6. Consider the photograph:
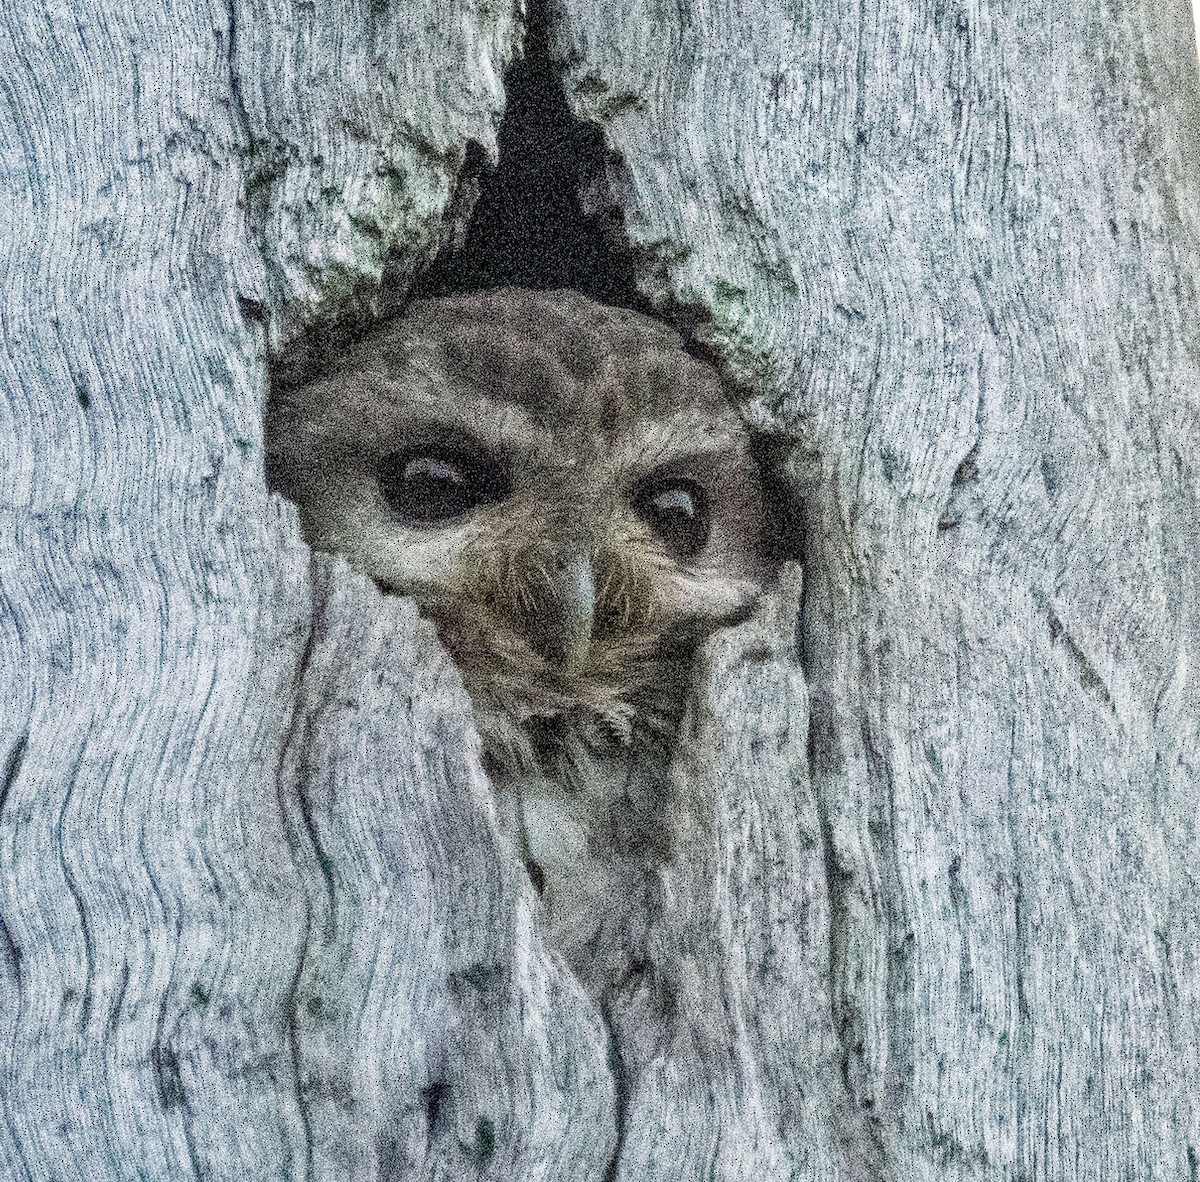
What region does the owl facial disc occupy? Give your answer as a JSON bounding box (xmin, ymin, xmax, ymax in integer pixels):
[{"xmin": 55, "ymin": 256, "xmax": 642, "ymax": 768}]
[{"xmin": 265, "ymin": 286, "xmax": 776, "ymax": 743}]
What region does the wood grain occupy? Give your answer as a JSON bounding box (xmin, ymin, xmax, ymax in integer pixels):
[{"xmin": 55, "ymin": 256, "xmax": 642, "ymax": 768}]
[{"xmin": 555, "ymin": 0, "xmax": 1200, "ymax": 1175}]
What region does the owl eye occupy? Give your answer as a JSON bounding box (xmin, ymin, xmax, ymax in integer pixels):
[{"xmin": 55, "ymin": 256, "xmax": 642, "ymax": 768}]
[
  {"xmin": 635, "ymin": 478, "xmax": 710, "ymax": 560},
  {"xmin": 378, "ymin": 447, "xmax": 510, "ymax": 525}
]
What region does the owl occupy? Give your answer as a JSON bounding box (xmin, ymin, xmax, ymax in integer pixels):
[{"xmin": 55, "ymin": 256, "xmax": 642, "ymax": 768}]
[{"xmin": 267, "ymin": 288, "xmax": 775, "ymax": 999}]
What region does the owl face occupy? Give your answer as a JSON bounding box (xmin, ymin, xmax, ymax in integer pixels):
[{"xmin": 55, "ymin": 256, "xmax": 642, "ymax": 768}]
[{"xmin": 267, "ymin": 288, "xmax": 772, "ymax": 730}]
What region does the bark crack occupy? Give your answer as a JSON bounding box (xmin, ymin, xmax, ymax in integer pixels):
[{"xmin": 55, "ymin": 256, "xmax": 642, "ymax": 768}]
[
  {"xmin": 1046, "ymin": 608, "xmax": 1115, "ymax": 711},
  {"xmin": 0, "ymin": 730, "xmax": 27, "ymax": 814},
  {"xmin": 222, "ymin": 0, "xmax": 252, "ymax": 147},
  {"xmin": 796, "ymin": 514, "xmax": 887, "ymax": 1172},
  {"xmin": 55, "ymin": 749, "xmax": 94, "ymax": 1029},
  {"xmin": 600, "ymin": 998, "xmax": 629, "ymax": 1182},
  {"xmin": 221, "ymin": 0, "xmax": 289, "ymax": 315},
  {"xmin": 270, "ymin": 555, "xmax": 327, "ymax": 1182}
]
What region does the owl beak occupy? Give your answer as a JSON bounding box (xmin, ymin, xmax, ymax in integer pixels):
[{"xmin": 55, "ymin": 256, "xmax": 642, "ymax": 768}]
[{"xmin": 541, "ymin": 554, "xmax": 595, "ymax": 673}]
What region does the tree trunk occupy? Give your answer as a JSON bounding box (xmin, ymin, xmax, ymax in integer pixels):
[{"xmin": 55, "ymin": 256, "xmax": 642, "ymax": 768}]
[{"xmin": 2, "ymin": 0, "xmax": 1197, "ymax": 1179}]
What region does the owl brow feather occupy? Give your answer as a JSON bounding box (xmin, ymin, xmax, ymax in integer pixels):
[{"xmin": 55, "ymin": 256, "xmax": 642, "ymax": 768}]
[
  {"xmin": 624, "ymin": 412, "xmax": 748, "ymax": 463},
  {"xmin": 372, "ymin": 383, "xmax": 553, "ymax": 461},
  {"xmin": 522, "ymin": 560, "xmax": 557, "ymax": 614}
]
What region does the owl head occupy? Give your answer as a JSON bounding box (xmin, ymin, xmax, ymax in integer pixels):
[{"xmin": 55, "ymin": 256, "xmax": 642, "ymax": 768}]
[{"xmin": 267, "ymin": 288, "xmax": 775, "ymax": 750}]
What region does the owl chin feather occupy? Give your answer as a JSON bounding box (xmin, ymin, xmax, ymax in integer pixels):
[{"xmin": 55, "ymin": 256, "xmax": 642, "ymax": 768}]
[
  {"xmin": 438, "ymin": 603, "xmax": 701, "ymax": 1005},
  {"xmin": 441, "ymin": 612, "xmax": 691, "ymax": 780},
  {"xmin": 468, "ymin": 672, "xmax": 683, "ymax": 1002}
]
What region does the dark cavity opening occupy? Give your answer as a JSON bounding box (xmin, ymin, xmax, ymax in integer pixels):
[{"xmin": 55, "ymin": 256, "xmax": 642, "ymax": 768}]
[
  {"xmin": 750, "ymin": 435, "xmax": 806, "ymax": 567},
  {"xmin": 409, "ymin": 0, "xmax": 647, "ymax": 311}
]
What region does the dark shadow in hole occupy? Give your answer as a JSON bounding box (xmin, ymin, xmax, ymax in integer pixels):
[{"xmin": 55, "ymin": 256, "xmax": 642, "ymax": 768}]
[
  {"xmin": 751, "ymin": 435, "xmax": 806, "ymax": 569},
  {"xmin": 412, "ymin": 0, "xmax": 808, "ymax": 567},
  {"xmin": 408, "ymin": 0, "xmax": 648, "ymax": 310},
  {"xmin": 404, "ymin": 0, "xmax": 806, "ymax": 556}
]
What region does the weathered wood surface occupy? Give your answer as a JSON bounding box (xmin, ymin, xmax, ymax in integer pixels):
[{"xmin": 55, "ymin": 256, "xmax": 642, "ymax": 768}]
[
  {"xmin": 2, "ymin": 0, "xmax": 1198, "ymax": 1179},
  {"xmin": 556, "ymin": 0, "xmax": 1200, "ymax": 1176}
]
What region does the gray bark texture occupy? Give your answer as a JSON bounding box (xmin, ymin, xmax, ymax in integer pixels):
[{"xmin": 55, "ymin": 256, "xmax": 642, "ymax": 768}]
[{"xmin": 1, "ymin": 0, "xmax": 1198, "ymax": 1178}]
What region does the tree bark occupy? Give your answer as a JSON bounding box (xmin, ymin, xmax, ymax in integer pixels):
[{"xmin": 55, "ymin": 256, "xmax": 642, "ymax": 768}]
[
  {"xmin": 2, "ymin": 0, "xmax": 1198, "ymax": 1179},
  {"xmin": 552, "ymin": 0, "xmax": 1200, "ymax": 1174}
]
